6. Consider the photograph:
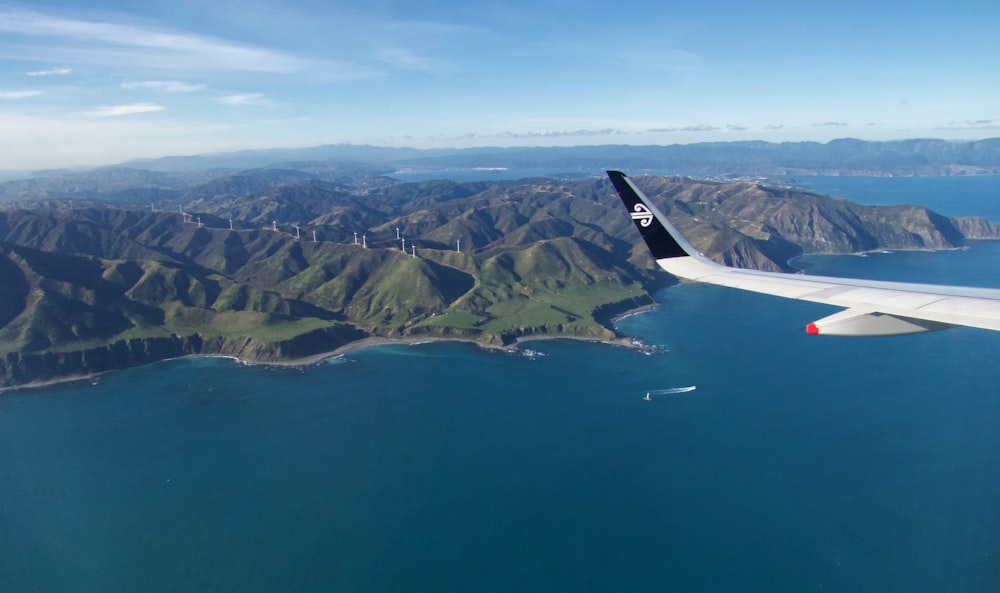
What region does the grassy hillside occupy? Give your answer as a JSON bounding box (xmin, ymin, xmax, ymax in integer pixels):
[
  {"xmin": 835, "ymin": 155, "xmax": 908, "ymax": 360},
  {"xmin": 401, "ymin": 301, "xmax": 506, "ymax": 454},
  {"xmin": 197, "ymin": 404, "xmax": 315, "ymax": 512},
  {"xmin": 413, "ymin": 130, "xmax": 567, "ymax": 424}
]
[{"xmin": 1, "ymin": 172, "xmax": 997, "ymax": 387}]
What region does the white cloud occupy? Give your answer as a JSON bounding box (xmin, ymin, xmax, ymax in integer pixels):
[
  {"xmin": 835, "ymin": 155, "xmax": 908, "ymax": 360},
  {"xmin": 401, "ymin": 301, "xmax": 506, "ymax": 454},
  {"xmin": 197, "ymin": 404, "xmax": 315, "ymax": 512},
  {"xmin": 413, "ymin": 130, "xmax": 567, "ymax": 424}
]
[
  {"xmin": 936, "ymin": 120, "xmax": 1000, "ymax": 131},
  {"xmin": 26, "ymin": 67, "xmax": 71, "ymax": 76},
  {"xmin": 648, "ymin": 124, "xmax": 721, "ymax": 133},
  {"xmin": 84, "ymin": 102, "xmax": 164, "ymax": 117},
  {"xmin": 490, "ymin": 129, "xmax": 625, "ymax": 139},
  {"xmin": 217, "ymin": 93, "xmax": 271, "ymax": 106},
  {"xmin": 373, "ymin": 48, "xmax": 448, "ymax": 73},
  {"xmin": 0, "ymin": 90, "xmax": 43, "ymax": 99},
  {"xmin": 121, "ymin": 80, "xmax": 206, "ymax": 93},
  {"xmin": 0, "ymin": 8, "xmax": 368, "ymax": 76}
]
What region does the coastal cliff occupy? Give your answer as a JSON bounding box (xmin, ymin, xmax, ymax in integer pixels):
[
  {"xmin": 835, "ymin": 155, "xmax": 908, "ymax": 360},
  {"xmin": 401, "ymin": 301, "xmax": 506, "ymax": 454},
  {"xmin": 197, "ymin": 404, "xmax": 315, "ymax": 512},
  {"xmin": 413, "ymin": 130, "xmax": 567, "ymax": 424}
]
[{"xmin": 0, "ymin": 324, "xmax": 369, "ymax": 388}]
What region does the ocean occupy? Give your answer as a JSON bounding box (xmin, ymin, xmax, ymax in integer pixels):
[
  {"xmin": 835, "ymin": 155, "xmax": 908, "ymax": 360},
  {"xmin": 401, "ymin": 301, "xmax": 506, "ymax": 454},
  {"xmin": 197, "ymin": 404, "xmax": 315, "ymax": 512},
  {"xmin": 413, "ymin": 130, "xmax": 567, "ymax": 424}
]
[{"xmin": 1, "ymin": 176, "xmax": 999, "ymax": 592}]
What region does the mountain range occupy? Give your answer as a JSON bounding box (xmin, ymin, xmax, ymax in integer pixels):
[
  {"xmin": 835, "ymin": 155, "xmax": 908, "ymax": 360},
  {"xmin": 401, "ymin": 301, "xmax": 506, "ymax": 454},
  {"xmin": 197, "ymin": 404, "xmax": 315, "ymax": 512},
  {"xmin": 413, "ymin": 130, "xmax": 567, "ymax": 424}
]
[
  {"xmin": 1, "ymin": 165, "xmax": 998, "ymax": 389},
  {"xmin": 2, "ymin": 138, "xmax": 999, "ymax": 186}
]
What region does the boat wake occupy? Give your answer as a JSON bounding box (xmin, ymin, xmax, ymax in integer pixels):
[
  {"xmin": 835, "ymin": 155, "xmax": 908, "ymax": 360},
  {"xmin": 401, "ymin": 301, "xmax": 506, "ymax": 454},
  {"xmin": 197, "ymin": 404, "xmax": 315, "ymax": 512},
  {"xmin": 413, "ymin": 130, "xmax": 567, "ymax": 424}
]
[{"xmin": 643, "ymin": 386, "xmax": 697, "ymax": 400}]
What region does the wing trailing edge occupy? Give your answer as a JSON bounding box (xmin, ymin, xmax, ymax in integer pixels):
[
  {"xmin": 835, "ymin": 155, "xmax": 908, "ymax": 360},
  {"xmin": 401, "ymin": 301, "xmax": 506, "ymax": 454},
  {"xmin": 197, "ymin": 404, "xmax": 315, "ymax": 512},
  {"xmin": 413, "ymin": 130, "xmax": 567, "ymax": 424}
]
[{"xmin": 608, "ymin": 170, "xmax": 1000, "ymax": 336}]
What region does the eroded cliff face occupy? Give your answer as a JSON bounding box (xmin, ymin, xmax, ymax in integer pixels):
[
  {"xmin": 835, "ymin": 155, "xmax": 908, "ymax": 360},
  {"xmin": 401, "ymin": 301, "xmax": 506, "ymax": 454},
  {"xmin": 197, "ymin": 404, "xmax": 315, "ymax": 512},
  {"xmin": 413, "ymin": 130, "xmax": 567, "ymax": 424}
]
[
  {"xmin": 954, "ymin": 217, "xmax": 1000, "ymax": 240},
  {"xmin": 0, "ymin": 325, "xmax": 368, "ymax": 389},
  {"xmin": 0, "ymin": 336, "xmax": 195, "ymax": 387}
]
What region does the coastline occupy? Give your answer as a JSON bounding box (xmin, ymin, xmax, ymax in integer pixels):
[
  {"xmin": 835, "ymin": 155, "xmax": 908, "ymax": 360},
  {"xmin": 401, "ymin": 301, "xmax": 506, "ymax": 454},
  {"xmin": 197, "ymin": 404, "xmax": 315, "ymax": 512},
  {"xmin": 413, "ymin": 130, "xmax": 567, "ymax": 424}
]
[
  {"xmin": 267, "ymin": 299, "xmax": 662, "ymax": 366},
  {"xmin": 785, "ymin": 244, "xmax": 974, "ymax": 271},
  {"xmin": 0, "ymin": 301, "xmax": 663, "ymax": 395}
]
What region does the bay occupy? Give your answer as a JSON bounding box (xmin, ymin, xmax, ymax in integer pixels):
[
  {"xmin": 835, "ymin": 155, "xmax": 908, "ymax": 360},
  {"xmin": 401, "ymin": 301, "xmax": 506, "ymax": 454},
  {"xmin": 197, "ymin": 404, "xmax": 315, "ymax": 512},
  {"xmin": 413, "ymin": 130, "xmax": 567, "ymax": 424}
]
[
  {"xmin": 2, "ymin": 177, "xmax": 1000, "ymax": 593},
  {"xmin": 797, "ymin": 175, "xmax": 1000, "ymax": 221}
]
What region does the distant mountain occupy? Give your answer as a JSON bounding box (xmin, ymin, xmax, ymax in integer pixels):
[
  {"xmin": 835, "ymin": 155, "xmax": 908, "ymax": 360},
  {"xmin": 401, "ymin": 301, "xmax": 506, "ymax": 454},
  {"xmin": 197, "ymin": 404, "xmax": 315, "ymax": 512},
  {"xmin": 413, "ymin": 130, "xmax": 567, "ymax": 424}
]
[
  {"xmin": 5, "ymin": 138, "xmax": 1000, "ymax": 211},
  {"xmin": 113, "ymin": 138, "xmax": 1000, "ymax": 177},
  {"xmin": 124, "ymin": 146, "xmax": 440, "ymax": 172},
  {"xmin": 0, "ymin": 163, "xmax": 398, "ymax": 209}
]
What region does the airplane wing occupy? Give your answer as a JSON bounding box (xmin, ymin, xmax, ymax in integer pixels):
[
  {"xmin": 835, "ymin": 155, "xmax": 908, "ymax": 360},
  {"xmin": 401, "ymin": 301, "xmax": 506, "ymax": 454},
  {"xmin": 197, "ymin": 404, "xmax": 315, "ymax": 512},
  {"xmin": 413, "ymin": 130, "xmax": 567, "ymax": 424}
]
[{"xmin": 607, "ymin": 170, "xmax": 1000, "ymax": 336}]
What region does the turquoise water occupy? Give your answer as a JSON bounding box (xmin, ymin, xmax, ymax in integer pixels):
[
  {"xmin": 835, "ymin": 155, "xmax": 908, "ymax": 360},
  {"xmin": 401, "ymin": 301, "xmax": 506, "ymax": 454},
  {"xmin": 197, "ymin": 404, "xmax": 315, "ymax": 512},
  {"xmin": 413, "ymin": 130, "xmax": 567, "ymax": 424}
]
[{"xmin": 2, "ymin": 178, "xmax": 1000, "ymax": 592}]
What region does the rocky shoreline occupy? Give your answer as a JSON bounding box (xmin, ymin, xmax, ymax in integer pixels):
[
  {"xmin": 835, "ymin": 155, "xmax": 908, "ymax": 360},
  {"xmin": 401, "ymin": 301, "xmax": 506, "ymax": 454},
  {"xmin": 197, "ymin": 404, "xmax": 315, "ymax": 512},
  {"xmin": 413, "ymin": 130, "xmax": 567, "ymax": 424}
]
[{"xmin": 0, "ymin": 303, "xmax": 661, "ymax": 394}]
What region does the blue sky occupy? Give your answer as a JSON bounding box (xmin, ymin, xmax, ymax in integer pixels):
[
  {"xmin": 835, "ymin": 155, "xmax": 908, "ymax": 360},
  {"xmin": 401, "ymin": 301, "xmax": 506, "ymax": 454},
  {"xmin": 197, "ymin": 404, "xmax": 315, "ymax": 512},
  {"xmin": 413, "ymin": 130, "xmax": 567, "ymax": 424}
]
[{"xmin": 1, "ymin": 0, "xmax": 998, "ymax": 170}]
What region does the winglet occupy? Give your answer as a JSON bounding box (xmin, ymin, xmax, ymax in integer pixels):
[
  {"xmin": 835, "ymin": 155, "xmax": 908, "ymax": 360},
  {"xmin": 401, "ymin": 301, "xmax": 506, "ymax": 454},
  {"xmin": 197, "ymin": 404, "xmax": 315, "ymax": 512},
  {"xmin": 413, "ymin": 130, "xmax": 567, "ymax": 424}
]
[{"xmin": 607, "ymin": 170, "xmax": 697, "ymax": 260}]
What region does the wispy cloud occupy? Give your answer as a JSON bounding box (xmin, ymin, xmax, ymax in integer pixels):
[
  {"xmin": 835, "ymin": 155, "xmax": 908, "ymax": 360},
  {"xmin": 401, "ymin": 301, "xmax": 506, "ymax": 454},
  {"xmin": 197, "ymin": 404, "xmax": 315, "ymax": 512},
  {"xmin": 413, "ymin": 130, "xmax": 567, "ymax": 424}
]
[
  {"xmin": 490, "ymin": 129, "xmax": 625, "ymax": 139},
  {"xmin": 936, "ymin": 120, "xmax": 1000, "ymax": 131},
  {"xmin": 122, "ymin": 80, "xmax": 206, "ymax": 93},
  {"xmin": 84, "ymin": 102, "xmax": 164, "ymax": 117},
  {"xmin": 812, "ymin": 121, "xmax": 849, "ymax": 128},
  {"xmin": 217, "ymin": 93, "xmax": 272, "ymax": 106},
  {"xmin": 373, "ymin": 48, "xmax": 449, "ymax": 73},
  {"xmin": 369, "ymin": 19, "xmax": 486, "ymax": 72},
  {"xmin": 648, "ymin": 124, "xmax": 721, "ymax": 133},
  {"xmin": 0, "ymin": 8, "xmax": 367, "ymax": 76},
  {"xmin": 726, "ymin": 124, "xmax": 748, "ymax": 131},
  {"xmin": 0, "ymin": 90, "xmax": 43, "ymax": 99},
  {"xmin": 764, "ymin": 124, "xmax": 784, "ymax": 130},
  {"xmin": 26, "ymin": 67, "xmax": 71, "ymax": 76}
]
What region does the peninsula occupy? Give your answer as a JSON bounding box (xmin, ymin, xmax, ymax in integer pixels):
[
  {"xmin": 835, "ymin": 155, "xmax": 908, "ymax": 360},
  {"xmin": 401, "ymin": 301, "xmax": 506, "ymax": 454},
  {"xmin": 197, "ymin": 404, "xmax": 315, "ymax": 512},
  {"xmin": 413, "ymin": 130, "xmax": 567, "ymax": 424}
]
[{"xmin": 1, "ymin": 169, "xmax": 998, "ymax": 388}]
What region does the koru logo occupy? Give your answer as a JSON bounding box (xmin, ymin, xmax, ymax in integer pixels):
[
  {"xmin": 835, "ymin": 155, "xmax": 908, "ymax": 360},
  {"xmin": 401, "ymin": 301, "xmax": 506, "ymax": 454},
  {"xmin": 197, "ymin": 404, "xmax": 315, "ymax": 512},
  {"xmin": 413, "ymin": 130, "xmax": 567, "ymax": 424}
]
[{"xmin": 630, "ymin": 203, "xmax": 654, "ymax": 227}]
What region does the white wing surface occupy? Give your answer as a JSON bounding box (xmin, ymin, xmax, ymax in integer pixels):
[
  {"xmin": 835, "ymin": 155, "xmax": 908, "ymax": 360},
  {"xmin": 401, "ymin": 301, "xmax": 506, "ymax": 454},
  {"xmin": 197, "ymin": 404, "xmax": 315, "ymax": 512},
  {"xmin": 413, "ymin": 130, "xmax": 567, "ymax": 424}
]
[{"xmin": 608, "ymin": 170, "xmax": 1000, "ymax": 336}]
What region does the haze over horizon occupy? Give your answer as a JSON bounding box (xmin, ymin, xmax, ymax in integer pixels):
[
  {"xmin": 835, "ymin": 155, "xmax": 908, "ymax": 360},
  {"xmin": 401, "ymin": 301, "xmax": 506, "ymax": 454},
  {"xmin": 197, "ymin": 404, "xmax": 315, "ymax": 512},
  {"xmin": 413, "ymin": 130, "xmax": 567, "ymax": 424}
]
[{"xmin": 1, "ymin": 0, "xmax": 998, "ymax": 170}]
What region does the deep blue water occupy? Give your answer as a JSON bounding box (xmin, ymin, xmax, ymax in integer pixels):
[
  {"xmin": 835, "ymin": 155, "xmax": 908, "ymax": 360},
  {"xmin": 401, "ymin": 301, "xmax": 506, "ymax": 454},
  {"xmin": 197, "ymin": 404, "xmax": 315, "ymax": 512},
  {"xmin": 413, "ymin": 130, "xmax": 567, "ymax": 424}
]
[
  {"xmin": 2, "ymin": 178, "xmax": 1000, "ymax": 592},
  {"xmin": 390, "ymin": 168, "xmax": 588, "ymax": 183},
  {"xmin": 798, "ymin": 175, "xmax": 1000, "ymax": 222}
]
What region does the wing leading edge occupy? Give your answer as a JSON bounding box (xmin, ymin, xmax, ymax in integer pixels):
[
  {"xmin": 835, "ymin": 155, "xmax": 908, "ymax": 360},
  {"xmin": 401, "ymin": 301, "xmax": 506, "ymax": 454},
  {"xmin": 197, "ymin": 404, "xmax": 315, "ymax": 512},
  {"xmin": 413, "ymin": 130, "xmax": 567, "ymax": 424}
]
[{"xmin": 607, "ymin": 170, "xmax": 1000, "ymax": 336}]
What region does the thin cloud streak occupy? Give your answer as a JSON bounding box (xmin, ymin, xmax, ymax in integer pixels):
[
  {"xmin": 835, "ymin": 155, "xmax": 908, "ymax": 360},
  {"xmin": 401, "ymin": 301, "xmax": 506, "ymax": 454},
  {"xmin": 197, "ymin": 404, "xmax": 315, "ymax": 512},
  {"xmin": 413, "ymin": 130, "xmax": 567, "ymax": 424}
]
[
  {"xmin": 936, "ymin": 120, "xmax": 1000, "ymax": 131},
  {"xmin": 0, "ymin": 90, "xmax": 43, "ymax": 99},
  {"xmin": 122, "ymin": 80, "xmax": 206, "ymax": 93},
  {"xmin": 648, "ymin": 125, "xmax": 722, "ymax": 133},
  {"xmin": 373, "ymin": 48, "xmax": 450, "ymax": 73},
  {"xmin": 26, "ymin": 67, "xmax": 71, "ymax": 76},
  {"xmin": 84, "ymin": 103, "xmax": 164, "ymax": 117},
  {"xmin": 217, "ymin": 93, "xmax": 272, "ymax": 106},
  {"xmin": 0, "ymin": 8, "xmax": 362, "ymax": 75},
  {"xmin": 492, "ymin": 129, "xmax": 626, "ymax": 139}
]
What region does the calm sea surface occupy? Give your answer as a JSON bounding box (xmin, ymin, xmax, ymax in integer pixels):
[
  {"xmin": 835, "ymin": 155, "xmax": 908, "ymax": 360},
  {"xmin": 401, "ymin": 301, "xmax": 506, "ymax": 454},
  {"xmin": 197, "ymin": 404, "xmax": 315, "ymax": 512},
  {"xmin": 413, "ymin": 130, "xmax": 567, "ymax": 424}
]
[{"xmin": 2, "ymin": 177, "xmax": 1000, "ymax": 592}]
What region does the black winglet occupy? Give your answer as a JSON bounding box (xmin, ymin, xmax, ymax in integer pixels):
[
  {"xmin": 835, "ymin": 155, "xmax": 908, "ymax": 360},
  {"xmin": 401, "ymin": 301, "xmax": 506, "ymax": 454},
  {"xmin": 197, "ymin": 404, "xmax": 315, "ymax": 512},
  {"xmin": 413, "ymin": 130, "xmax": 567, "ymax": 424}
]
[{"xmin": 607, "ymin": 170, "xmax": 692, "ymax": 260}]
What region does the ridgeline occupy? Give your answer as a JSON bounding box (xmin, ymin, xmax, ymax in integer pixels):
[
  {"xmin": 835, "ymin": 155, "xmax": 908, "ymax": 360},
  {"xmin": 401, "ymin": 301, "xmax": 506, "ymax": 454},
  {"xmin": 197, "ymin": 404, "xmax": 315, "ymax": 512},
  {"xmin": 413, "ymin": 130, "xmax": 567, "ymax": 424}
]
[{"xmin": 1, "ymin": 170, "xmax": 998, "ymax": 388}]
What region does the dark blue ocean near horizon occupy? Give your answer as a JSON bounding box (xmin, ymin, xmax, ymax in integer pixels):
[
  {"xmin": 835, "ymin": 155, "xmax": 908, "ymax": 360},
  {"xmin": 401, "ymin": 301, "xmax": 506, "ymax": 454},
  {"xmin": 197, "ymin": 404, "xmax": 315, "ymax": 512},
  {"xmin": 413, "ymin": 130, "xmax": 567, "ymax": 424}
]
[{"xmin": 2, "ymin": 177, "xmax": 1000, "ymax": 592}]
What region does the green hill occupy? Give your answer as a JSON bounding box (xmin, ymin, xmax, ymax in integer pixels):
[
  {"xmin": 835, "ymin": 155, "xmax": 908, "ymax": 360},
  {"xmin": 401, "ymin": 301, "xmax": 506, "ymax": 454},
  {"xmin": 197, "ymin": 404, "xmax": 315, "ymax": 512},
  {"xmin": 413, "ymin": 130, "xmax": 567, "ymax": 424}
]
[{"xmin": 0, "ymin": 172, "xmax": 997, "ymax": 388}]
